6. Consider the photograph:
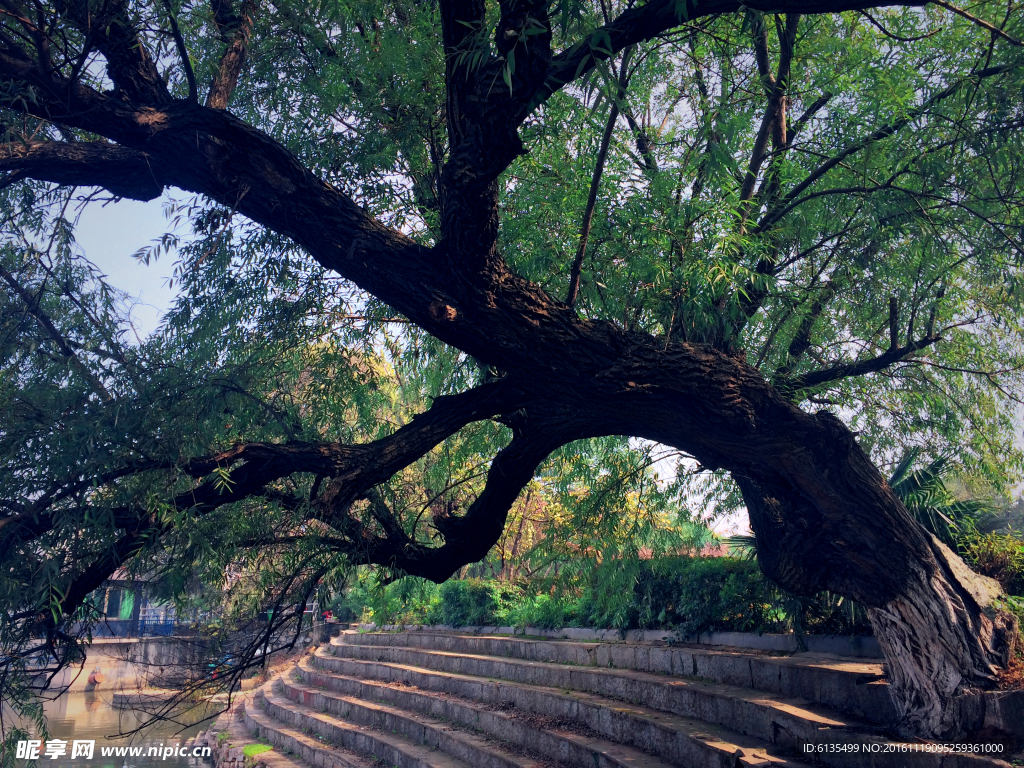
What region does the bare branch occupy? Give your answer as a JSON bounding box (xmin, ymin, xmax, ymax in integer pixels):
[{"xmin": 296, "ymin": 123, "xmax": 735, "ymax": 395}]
[
  {"xmin": 206, "ymin": 0, "xmax": 255, "ymax": 109},
  {"xmin": 783, "ymin": 333, "xmax": 941, "ymax": 391},
  {"xmin": 755, "ymin": 65, "xmax": 1011, "ymax": 234},
  {"xmin": 929, "ymin": 0, "xmax": 1022, "ymax": 45},
  {"xmin": 787, "ymin": 92, "xmax": 833, "ymax": 141},
  {"xmin": 0, "ymin": 260, "xmax": 112, "ymax": 400},
  {"xmin": 164, "ymin": 0, "xmax": 198, "ymax": 103},
  {"xmin": 773, "ymin": 277, "xmax": 841, "ymax": 378},
  {"xmin": 857, "ymin": 10, "xmax": 938, "ymax": 41},
  {"xmin": 567, "ymin": 47, "xmax": 633, "ymax": 307},
  {"xmin": 739, "ymin": 13, "xmax": 800, "ymax": 220}
]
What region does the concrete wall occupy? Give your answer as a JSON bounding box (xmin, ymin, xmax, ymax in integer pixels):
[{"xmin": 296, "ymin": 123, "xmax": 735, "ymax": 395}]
[
  {"xmin": 43, "ymin": 624, "xmax": 334, "ymax": 694},
  {"xmin": 363, "ymin": 623, "xmax": 884, "ymax": 658},
  {"xmin": 41, "ymin": 636, "xmax": 206, "ymax": 693}
]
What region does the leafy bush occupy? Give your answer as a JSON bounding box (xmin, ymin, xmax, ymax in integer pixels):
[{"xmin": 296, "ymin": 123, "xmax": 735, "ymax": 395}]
[
  {"xmin": 959, "ymin": 528, "xmax": 1024, "ymax": 596},
  {"xmin": 333, "ymin": 554, "xmax": 873, "ymax": 636},
  {"xmin": 504, "ymin": 593, "xmax": 572, "ymax": 629},
  {"xmin": 328, "ymin": 588, "xmax": 370, "ymax": 622},
  {"xmin": 424, "ymin": 579, "xmax": 522, "ymax": 626},
  {"xmin": 574, "ymin": 557, "xmax": 779, "ymax": 635},
  {"xmin": 333, "ymin": 573, "xmax": 439, "ymax": 625},
  {"xmin": 559, "ymin": 556, "xmax": 868, "ymax": 636}
]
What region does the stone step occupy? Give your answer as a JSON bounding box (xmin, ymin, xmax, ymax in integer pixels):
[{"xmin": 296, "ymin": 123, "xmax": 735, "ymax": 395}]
[
  {"xmin": 258, "ymin": 672, "xmax": 551, "ymax": 768},
  {"xmin": 337, "ymin": 631, "xmax": 895, "ymax": 724},
  {"xmin": 327, "ymin": 638, "xmax": 1012, "ymax": 768},
  {"xmin": 299, "ymin": 653, "xmax": 807, "ymax": 768},
  {"xmin": 327, "ymin": 639, "xmax": 882, "ymax": 747},
  {"xmin": 203, "ymin": 699, "xmax": 330, "ymax": 768},
  {"xmin": 243, "ymin": 700, "xmax": 373, "ymax": 768},
  {"xmin": 278, "ymin": 664, "xmax": 690, "ymax": 768}
]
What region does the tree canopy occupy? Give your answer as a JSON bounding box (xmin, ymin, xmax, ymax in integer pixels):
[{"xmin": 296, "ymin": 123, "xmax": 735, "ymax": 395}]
[{"xmin": 2, "ymin": 0, "xmax": 1024, "ymax": 742}]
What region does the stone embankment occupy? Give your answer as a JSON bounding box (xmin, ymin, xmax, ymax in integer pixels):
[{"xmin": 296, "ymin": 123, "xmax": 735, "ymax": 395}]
[{"xmin": 192, "ymin": 630, "xmax": 1021, "ymax": 768}]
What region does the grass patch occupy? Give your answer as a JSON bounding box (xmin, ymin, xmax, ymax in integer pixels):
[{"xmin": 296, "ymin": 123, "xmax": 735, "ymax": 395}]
[{"xmin": 242, "ymin": 744, "xmax": 273, "ymax": 758}]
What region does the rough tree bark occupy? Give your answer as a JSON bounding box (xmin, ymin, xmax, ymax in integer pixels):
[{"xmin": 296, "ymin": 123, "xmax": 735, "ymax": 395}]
[
  {"xmin": 734, "ymin": 424, "xmax": 1018, "ymax": 738},
  {"xmin": 0, "ymin": 0, "xmax": 1018, "ymax": 740}
]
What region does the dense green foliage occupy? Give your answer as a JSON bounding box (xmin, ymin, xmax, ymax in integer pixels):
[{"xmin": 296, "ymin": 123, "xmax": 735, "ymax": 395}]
[
  {"xmin": 961, "ymin": 527, "xmax": 1024, "ymax": 599},
  {"xmin": 883, "ymin": 449, "xmax": 1024, "ymax": 602},
  {"xmin": 2, "ymin": 0, "xmax": 1024, "ymax": 750},
  {"xmin": 344, "ymin": 555, "xmax": 873, "ymax": 637}
]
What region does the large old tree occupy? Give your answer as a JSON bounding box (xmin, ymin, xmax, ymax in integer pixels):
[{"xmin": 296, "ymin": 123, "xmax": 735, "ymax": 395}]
[{"xmin": 1, "ymin": 0, "xmax": 1024, "ymax": 742}]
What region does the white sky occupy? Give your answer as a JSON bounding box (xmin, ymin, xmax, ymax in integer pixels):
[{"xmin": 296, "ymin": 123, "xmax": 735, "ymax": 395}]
[{"xmin": 72, "ymin": 195, "xmax": 178, "ymax": 338}]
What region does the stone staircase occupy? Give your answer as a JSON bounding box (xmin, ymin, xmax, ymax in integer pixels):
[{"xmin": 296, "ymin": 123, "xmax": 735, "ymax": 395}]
[{"xmin": 219, "ymin": 630, "xmax": 1018, "ymax": 768}]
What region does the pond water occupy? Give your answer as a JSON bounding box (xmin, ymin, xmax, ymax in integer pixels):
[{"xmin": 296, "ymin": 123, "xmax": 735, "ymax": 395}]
[{"xmin": 18, "ymin": 692, "xmax": 217, "ymax": 768}]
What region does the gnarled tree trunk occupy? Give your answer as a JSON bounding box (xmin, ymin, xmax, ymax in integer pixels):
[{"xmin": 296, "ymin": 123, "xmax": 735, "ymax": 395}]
[
  {"xmin": 869, "ymin": 539, "xmax": 1017, "ymax": 738},
  {"xmin": 733, "ymin": 419, "xmax": 1018, "ymax": 739}
]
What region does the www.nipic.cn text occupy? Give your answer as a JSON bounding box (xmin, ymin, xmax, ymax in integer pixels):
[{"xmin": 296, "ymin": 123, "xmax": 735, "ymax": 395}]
[{"xmin": 15, "ymin": 740, "xmax": 212, "ymax": 760}]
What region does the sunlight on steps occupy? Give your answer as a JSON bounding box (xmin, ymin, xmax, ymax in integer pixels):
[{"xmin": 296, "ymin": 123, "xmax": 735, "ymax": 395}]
[{"xmin": 189, "ymin": 630, "xmax": 1016, "ymax": 768}]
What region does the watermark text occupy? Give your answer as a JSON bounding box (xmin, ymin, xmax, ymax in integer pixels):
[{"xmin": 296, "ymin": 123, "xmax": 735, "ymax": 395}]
[{"xmin": 15, "ymin": 740, "xmax": 212, "ymax": 761}]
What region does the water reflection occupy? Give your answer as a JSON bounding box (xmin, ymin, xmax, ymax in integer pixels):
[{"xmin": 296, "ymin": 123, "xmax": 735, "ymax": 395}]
[{"xmin": 26, "ymin": 692, "xmax": 216, "ymax": 768}]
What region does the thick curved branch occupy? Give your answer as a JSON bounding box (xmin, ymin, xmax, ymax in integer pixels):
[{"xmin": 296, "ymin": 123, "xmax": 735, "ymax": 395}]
[
  {"xmin": 16, "ymin": 383, "xmax": 579, "ymax": 638},
  {"xmin": 0, "ymin": 74, "xmax": 606, "ymax": 375},
  {"xmin": 361, "ymin": 424, "xmax": 573, "ymax": 582},
  {"xmin": 6, "ymin": 381, "xmax": 540, "ymax": 644},
  {"xmin": 0, "ymin": 381, "xmax": 522, "ymax": 552},
  {"xmin": 0, "ymin": 140, "xmax": 164, "ymax": 200}
]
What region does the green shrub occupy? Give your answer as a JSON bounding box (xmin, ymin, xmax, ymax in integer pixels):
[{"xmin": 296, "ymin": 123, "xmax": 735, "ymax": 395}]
[
  {"xmin": 677, "ymin": 557, "xmax": 779, "ymax": 635},
  {"xmin": 539, "ymin": 556, "xmax": 868, "ymax": 636},
  {"xmin": 505, "ymin": 593, "xmax": 572, "ymax": 629},
  {"xmin": 333, "ymin": 573, "xmax": 439, "ymax": 625},
  {"xmin": 569, "ymin": 556, "xmax": 776, "ymax": 634},
  {"xmin": 425, "ymin": 579, "xmax": 522, "ymax": 626},
  {"xmin": 960, "ymin": 528, "xmax": 1024, "ymax": 596},
  {"xmin": 334, "ymin": 555, "xmax": 874, "ymax": 636},
  {"xmin": 328, "ymin": 589, "xmax": 368, "ymax": 622}
]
